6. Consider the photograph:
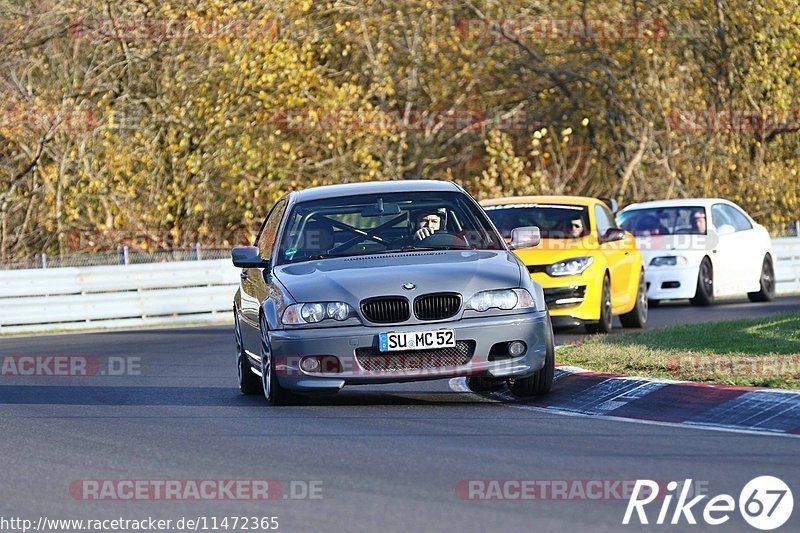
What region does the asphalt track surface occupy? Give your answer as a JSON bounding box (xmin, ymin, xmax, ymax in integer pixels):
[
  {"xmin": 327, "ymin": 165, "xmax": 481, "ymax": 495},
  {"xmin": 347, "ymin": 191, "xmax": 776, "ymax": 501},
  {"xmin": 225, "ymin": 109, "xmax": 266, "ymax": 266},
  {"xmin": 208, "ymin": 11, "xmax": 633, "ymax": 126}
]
[{"xmin": 1, "ymin": 296, "xmax": 800, "ymax": 532}]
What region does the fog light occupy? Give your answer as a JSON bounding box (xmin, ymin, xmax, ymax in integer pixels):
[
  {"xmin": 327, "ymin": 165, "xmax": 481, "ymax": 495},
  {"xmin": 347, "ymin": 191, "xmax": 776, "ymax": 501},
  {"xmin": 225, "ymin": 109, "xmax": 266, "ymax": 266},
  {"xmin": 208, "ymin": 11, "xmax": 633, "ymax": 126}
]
[
  {"xmin": 508, "ymin": 341, "xmax": 526, "ymax": 357},
  {"xmin": 300, "ymin": 357, "xmax": 321, "ymax": 372}
]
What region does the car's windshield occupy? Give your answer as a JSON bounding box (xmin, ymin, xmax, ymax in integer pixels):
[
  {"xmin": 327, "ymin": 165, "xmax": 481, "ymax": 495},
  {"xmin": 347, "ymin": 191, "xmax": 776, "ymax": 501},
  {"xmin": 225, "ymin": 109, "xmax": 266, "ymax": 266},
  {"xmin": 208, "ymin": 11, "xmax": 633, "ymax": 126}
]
[
  {"xmin": 484, "ymin": 204, "xmax": 590, "ymax": 240},
  {"xmin": 618, "ymin": 206, "xmax": 707, "ymax": 236},
  {"xmin": 277, "ymin": 191, "xmax": 504, "ymax": 264}
]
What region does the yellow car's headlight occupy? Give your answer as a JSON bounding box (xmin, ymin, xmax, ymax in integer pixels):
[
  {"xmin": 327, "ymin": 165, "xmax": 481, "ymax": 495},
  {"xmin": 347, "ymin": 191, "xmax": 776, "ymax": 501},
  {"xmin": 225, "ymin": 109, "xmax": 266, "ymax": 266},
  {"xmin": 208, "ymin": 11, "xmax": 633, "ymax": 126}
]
[{"xmin": 546, "ymin": 256, "xmax": 594, "ymax": 277}]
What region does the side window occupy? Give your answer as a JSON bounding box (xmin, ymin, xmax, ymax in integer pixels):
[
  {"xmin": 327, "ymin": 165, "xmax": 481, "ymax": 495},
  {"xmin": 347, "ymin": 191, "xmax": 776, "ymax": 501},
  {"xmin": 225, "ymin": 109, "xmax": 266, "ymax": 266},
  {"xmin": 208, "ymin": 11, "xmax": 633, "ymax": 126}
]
[
  {"xmin": 256, "ymin": 199, "xmax": 288, "ymax": 259},
  {"xmin": 711, "ymin": 204, "xmax": 733, "ymax": 229},
  {"xmin": 593, "ymin": 204, "xmax": 615, "ymax": 234},
  {"xmin": 722, "ymin": 205, "xmax": 753, "ymax": 232}
]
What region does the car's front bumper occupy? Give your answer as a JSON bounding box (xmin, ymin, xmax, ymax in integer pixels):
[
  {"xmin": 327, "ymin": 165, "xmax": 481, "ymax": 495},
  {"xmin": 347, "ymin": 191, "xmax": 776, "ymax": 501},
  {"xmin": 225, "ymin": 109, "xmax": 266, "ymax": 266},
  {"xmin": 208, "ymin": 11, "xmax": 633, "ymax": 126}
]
[
  {"xmin": 645, "ymin": 265, "xmax": 699, "ymax": 300},
  {"xmin": 263, "ymin": 310, "xmax": 550, "ymax": 393},
  {"xmin": 529, "ymin": 269, "xmax": 603, "ymax": 322}
]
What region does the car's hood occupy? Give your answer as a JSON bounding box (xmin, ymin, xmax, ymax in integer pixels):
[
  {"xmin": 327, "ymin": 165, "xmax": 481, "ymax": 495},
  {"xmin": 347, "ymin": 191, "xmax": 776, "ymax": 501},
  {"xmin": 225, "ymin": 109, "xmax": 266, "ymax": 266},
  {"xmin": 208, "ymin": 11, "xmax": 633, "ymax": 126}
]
[{"xmin": 273, "ymin": 250, "xmax": 522, "ymax": 303}]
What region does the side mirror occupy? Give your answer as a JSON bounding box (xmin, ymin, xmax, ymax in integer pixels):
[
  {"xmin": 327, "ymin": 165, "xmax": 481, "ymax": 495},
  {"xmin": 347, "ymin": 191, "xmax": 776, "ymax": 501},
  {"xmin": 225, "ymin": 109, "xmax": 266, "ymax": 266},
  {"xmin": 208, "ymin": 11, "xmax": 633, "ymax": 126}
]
[
  {"xmin": 232, "ymin": 246, "xmax": 269, "ymax": 268},
  {"xmin": 509, "ymin": 226, "xmax": 541, "ymax": 249},
  {"xmin": 716, "ymin": 224, "xmax": 735, "ymax": 236},
  {"xmin": 599, "ymin": 227, "xmax": 627, "ymax": 243}
]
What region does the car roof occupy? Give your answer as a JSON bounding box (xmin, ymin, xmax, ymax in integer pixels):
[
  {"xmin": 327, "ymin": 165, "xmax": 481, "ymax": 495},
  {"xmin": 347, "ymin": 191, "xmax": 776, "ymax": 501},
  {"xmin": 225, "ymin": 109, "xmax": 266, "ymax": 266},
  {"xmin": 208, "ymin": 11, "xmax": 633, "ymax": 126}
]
[
  {"xmin": 619, "ymin": 198, "xmax": 737, "ymax": 212},
  {"xmin": 293, "ymin": 180, "xmax": 460, "ymax": 202},
  {"xmin": 480, "ymin": 195, "xmax": 601, "ymax": 207}
]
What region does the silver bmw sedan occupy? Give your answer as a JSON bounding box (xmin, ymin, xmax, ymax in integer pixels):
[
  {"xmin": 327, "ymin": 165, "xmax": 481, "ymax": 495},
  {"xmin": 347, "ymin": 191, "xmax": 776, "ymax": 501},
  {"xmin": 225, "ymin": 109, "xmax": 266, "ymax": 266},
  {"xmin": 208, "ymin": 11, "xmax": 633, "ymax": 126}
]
[{"xmin": 232, "ymin": 180, "xmax": 554, "ymax": 405}]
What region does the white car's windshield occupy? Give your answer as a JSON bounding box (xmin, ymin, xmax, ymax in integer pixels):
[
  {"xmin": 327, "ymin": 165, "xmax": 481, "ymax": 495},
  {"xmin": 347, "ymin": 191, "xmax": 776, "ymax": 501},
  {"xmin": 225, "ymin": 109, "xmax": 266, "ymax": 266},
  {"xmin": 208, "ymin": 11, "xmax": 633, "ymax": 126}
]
[{"xmin": 618, "ymin": 206, "xmax": 707, "ymax": 236}]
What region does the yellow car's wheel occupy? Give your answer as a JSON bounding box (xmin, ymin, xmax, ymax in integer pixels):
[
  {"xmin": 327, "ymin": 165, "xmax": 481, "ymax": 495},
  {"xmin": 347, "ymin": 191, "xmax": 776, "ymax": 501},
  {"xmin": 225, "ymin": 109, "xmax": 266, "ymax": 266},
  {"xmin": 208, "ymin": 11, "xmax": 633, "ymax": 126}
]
[{"xmin": 585, "ymin": 274, "xmax": 612, "ymax": 334}]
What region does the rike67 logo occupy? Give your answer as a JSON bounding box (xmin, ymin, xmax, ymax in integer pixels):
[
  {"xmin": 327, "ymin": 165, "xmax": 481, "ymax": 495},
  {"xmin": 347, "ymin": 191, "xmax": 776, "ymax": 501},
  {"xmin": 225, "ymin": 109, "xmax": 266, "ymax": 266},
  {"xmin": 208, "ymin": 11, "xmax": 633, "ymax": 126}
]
[{"xmin": 624, "ymin": 477, "xmax": 793, "ymax": 530}]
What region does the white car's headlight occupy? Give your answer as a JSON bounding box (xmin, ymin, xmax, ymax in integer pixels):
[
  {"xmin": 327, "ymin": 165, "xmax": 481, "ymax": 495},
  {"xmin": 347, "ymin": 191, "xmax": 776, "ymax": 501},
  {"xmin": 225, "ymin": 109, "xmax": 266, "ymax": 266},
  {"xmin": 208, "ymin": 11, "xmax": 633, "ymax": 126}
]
[
  {"xmin": 650, "ymin": 255, "xmax": 688, "ymax": 267},
  {"xmin": 282, "ymin": 302, "xmax": 355, "ymax": 324},
  {"xmin": 546, "ymin": 256, "xmax": 594, "ymax": 277},
  {"xmin": 466, "ymin": 289, "xmax": 535, "ymax": 312}
]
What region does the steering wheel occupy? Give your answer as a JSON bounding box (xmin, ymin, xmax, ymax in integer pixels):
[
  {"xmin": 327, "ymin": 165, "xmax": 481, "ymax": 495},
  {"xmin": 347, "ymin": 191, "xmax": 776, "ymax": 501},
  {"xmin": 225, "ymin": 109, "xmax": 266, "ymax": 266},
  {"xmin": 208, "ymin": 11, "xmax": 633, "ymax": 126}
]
[{"xmin": 418, "ymin": 232, "xmax": 468, "ymax": 248}]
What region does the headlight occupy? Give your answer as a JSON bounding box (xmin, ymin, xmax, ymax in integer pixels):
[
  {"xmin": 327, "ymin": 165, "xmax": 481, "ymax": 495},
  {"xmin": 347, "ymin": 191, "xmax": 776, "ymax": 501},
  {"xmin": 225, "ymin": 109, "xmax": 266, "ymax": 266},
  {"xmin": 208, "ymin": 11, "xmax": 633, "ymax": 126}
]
[
  {"xmin": 546, "ymin": 256, "xmax": 594, "ymax": 277},
  {"xmin": 282, "ymin": 302, "xmax": 355, "ymax": 325},
  {"xmin": 466, "ymin": 289, "xmax": 535, "ymax": 312},
  {"xmin": 650, "ymin": 255, "xmax": 688, "ymax": 267}
]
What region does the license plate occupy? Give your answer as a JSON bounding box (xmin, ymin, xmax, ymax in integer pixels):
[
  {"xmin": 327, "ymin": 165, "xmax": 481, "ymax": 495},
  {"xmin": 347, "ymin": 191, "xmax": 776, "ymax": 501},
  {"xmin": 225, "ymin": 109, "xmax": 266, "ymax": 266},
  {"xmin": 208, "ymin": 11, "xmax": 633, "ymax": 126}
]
[{"xmin": 379, "ymin": 329, "xmax": 456, "ymax": 352}]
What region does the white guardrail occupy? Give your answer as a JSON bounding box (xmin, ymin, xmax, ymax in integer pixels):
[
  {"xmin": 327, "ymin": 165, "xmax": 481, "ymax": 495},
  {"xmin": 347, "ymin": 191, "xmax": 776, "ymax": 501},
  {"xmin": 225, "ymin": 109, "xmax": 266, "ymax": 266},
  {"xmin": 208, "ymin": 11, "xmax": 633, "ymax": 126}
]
[
  {"xmin": 773, "ymin": 237, "xmax": 800, "ymax": 294},
  {"xmin": 1, "ymin": 238, "xmax": 799, "ymax": 335},
  {"xmin": 0, "ymin": 259, "xmax": 239, "ymax": 334}
]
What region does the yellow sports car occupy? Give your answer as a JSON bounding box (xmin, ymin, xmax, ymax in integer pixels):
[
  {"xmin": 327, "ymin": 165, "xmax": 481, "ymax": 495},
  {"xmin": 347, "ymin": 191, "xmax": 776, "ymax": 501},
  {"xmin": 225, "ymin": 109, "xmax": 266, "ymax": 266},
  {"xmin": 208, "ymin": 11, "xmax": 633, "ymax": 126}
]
[{"xmin": 481, "ymin": 196, "xmax": 647, "ymax": 333}]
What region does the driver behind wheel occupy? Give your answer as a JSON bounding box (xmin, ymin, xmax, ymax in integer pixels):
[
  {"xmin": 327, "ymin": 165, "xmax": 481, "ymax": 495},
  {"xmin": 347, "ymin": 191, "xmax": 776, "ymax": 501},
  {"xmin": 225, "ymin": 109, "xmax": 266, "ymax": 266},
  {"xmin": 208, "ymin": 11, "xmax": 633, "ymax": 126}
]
[{"xmin": 412, "ymin": 208, "xmax": 444, "ymax": 242}]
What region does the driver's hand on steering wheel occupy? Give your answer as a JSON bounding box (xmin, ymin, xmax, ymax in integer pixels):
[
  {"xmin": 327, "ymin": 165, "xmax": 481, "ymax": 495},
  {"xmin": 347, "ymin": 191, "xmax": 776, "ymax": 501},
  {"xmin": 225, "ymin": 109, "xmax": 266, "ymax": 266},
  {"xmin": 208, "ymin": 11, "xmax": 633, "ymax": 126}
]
[{"xmin": 413, "ymin": 227, "xmax": 436, "ymax": 241}]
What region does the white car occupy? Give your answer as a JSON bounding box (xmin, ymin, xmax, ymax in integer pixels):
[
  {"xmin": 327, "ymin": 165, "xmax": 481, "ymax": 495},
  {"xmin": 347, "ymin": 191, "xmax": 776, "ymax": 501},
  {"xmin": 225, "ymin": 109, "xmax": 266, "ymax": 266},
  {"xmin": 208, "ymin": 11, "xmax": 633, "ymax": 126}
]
[{"xmin": 617, "ymin": 198, "xmax": 774, "ymax": 305}]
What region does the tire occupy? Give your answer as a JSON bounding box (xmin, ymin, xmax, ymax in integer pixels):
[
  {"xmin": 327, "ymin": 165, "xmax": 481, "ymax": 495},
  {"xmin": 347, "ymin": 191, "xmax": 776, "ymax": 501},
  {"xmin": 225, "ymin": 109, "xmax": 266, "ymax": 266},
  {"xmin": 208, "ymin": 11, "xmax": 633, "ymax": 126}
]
[
  {"xmin": 466, "ymin": 377, "xmax": 505, "ymax": 392},
  {"xmin": 508, "ymin": 315, "xmax": 555, "ymax": 397},
  {"xmin": 648, "ymin": 299, "xmax": 661, "ymax": 308},
  {"xmin": 748, "ymin": 255, "xmax": 776, "ymax": 302},
  {"xmin": 620, "ymin": 269, "xmax": 648, "ymax": 328},
  {"xmin": 259, "ymin": 314, "xmax": 303, "ymax": 406},
  {"xmin": 585, "ymin": 274, "xmax": 613, "ymax": 334},
  {"xmin": 690, "ymin": 257, "xmax": 714, "ymax": 306},
  {"xmin": 236, "ymin": 309, "xmax": 261, "ymax": 395}
]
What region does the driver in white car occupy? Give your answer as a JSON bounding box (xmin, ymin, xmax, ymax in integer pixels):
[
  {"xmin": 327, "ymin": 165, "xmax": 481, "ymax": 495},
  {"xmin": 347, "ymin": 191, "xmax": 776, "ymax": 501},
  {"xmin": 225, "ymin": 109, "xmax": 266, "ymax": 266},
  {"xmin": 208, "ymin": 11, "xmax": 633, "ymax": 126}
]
[{"xmin": 692, "ymin": 210, "xmax": 707, "ymax": 234}]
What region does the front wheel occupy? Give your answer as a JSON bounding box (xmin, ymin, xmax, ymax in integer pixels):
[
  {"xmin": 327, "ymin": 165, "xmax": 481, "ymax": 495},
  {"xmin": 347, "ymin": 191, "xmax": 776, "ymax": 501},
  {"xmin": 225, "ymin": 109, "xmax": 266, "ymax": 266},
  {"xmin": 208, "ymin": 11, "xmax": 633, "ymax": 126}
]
[
  {"xmin": 508, "ymin": 315, "xmax": 555, "ymax": 397},
  {"xmin": 748, "ymin": 255, "xmax": 775, "ymax": 302},
  {"xmin": 585, "ymin": 274, "xmax": 613, "ymax": 334},
  {"xmin": 260, "ymin": 315, "xmax": 304, "ymax": 406},
  {"xmin": 620, "ymin": 270, "xmax": 648, "ymax": 328},
  {"xmin": 690, "ymin": 257, "xmax": 714, "ymax": 306}
]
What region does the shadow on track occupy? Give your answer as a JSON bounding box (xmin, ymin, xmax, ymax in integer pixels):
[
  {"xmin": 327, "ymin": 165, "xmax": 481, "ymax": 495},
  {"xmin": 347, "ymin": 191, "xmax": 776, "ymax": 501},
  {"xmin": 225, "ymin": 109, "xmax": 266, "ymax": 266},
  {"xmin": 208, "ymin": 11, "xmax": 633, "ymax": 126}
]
[{"xmin": 0, "ymin": 383, "xmax": 495, "ymax": 407}]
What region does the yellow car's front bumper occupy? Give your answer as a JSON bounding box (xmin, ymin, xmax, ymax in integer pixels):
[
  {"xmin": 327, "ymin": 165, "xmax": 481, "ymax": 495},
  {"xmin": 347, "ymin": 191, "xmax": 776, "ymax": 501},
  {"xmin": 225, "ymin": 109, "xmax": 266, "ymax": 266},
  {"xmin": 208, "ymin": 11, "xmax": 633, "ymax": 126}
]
[{"xmin": 527, "ymin": 263, "xmax": 605, "ymax": 324}]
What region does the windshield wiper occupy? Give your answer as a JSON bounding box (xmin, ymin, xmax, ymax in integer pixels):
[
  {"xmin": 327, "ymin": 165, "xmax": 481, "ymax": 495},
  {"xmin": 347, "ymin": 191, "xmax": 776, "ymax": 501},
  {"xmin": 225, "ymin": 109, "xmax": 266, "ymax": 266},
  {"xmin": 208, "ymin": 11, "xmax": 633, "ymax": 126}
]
[
  {"xmin": 376, "ymin": 246, "xmax": 442, "ymax": 254},
  {"xmin": 376, "ymin": 245, "xmax": 481, "ymax": 254}
]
